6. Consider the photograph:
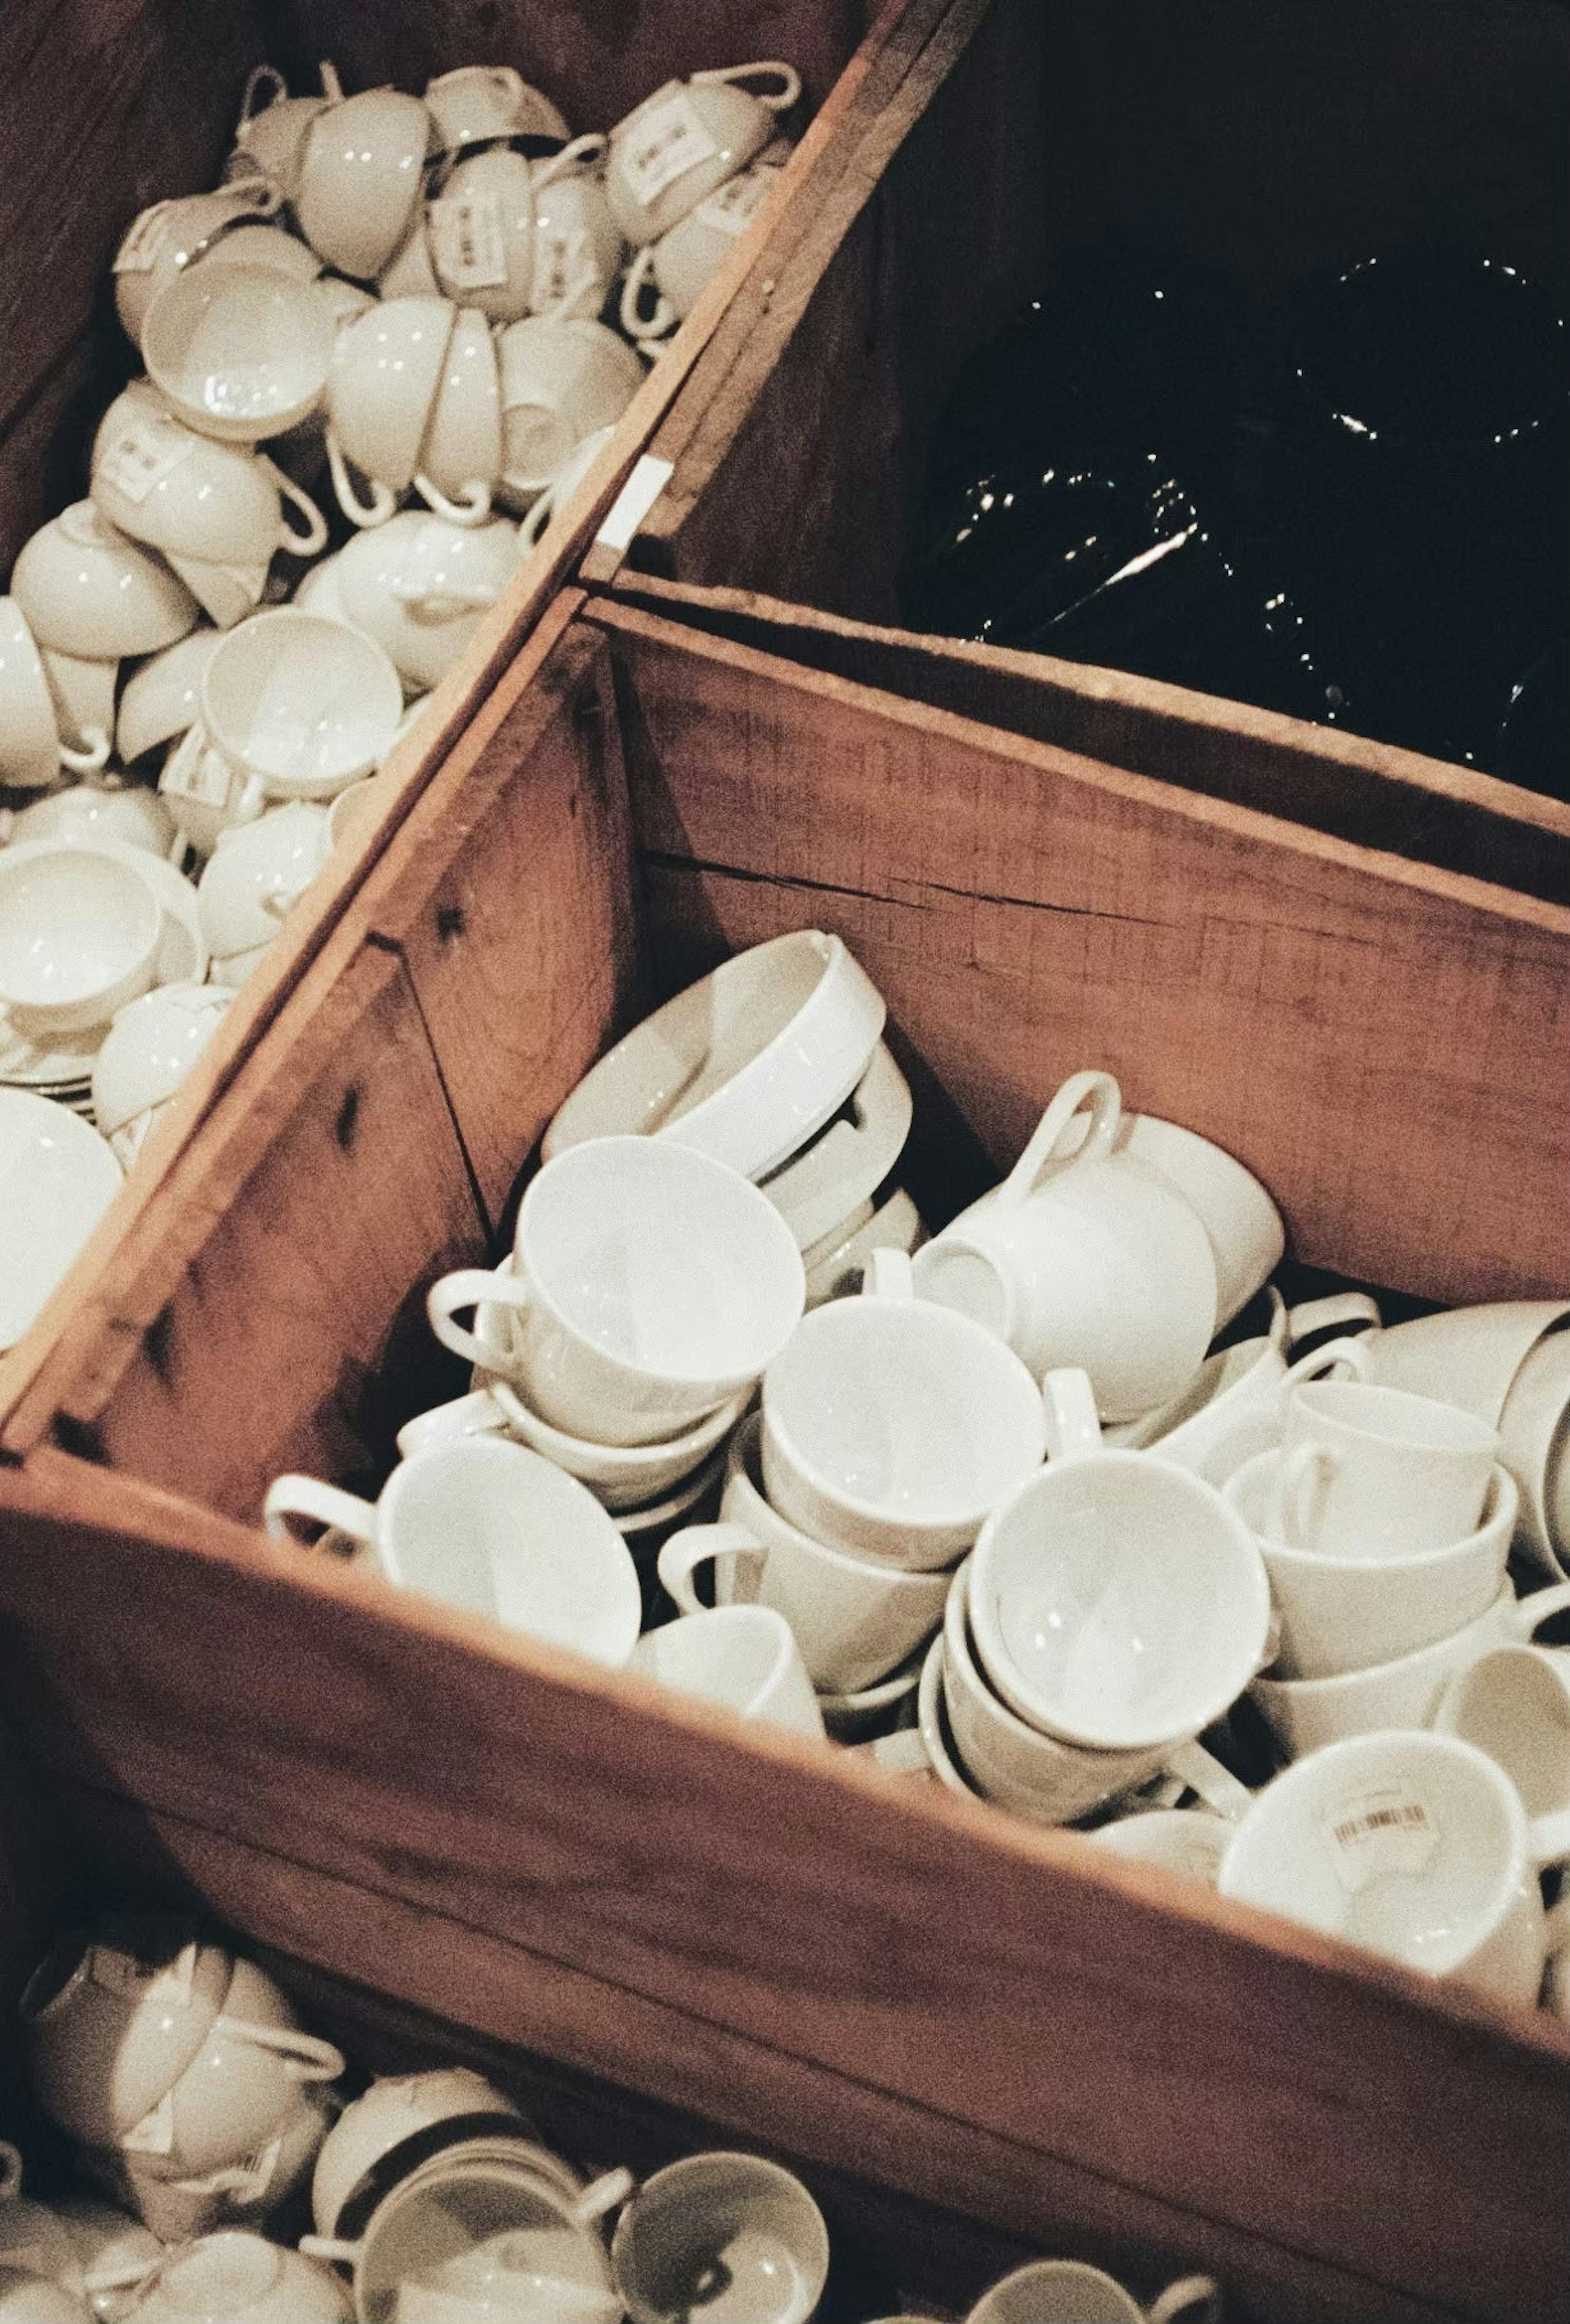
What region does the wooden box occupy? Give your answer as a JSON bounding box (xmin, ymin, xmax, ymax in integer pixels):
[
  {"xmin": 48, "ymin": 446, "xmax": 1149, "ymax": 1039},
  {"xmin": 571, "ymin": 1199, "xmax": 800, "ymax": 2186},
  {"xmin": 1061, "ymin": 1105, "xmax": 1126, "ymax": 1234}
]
[
  {"xmin": 0, "ymin": 594, "xmax": 1566, "ymax": 2323},
  {"xmin": 586, "ymin": 0, "xmax": 1570, "ymax": 900}
]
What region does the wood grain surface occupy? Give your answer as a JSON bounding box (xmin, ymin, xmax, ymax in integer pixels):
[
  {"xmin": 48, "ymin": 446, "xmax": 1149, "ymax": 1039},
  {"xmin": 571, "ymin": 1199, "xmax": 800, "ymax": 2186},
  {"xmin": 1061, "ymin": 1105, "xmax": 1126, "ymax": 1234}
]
[
  {"xmin": 591, "ymin": 599, "xmax": 1570, "ymax": 1306},
  {"xmin": 0, "ymin": 1445, "xmax": 1564, "ymax": 2322}
]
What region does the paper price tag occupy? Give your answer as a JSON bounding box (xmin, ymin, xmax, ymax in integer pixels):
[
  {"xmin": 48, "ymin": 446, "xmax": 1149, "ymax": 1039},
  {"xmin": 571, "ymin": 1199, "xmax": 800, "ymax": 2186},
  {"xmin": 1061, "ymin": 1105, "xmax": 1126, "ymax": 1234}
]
[
  {"xmin": 534, "ymin": 220, "xmax": 594, "ymax": 310},
  {"xmin": 1320, "ymin": 1782, "xmax": 1440, "ymax": 1893},
  {"xmin": 617, "ymin": 92, "xmax": 720, "ymax": 208},
  {"xmin": 428, "ymin": 192, "xmax": 509, "ymax": 291},
  {"xmin": 160, "ymin": 726, "xmax": 238, "ymax": 809},
  {"xmin": 694, "ymin": 168, "xmax": 777, "ymax": 237},
  {"xmin": 95, "ymin": 408, "xmax": 194, "ymax": 504},
  {"xmin": 114, "ymin": 202, "xmax": 173, "ymax": 273}
]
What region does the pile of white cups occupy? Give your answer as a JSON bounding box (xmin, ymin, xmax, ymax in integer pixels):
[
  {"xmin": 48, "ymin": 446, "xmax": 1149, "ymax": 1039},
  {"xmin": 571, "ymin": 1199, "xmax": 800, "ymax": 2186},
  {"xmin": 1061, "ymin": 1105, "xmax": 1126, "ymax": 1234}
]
[
  {"xmin": 260, "ymin": 927, "xmax": 1570, "ymax": 2021},
  {"xmin": 3, "ymin": 1913, "xmax": 1225, "ymax": 2324},
  {"xmin": 0, "ymin": 53, "xmax": 802, "ymax": 1349}
]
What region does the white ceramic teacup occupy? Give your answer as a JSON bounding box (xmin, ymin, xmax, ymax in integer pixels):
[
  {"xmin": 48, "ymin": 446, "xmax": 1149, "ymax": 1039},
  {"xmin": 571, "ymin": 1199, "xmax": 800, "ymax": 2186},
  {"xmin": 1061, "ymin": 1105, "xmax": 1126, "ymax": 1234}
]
[
  {"xmin": 495, "ymin": 315, "xmax": 646, "ymax": 503},
  {"xmin": 621, "ymin": 157, "xmax": 784, "ymax": 340},
  {"xmin": 200, "ymin": 611, "xmax": 404, "ymax": 798},
  {"xmin": 968, "ymin": 1381, "xmax": 1273, "ymax": 1753},
  {"xmin": 0, "ymin": 598, "xmax": 112, "ymax": 789},
  {"xmin": 414, "ymin": 306, "xmax": 503, "ymax": 522},
  {"xmin": 264, "ymin": 1438, "xmax": 642, "ymax": 1666},
  {"xmin": 610, "ymin": 2151, "xmax": 827, "ymax": 2324},
  {"xmin": 19, "ymin": 1925, "xmax": 233, "ymax": 2148},
  {"xmin": 1217, "ymin": 1729, "xmax": 1549, "ymax": 2008},
  {"xmin": 92, "ymin": 984, "xmax": 233, "ymax": 1156},
  {"xmin": 530, "ymin": 141, "xmax": 625, "ymax": 321},
  {"xmin": 0, "ymin": 778, "xmax": 176, "ymax": 858},
  {"xmin": 1250, "ymin": 1579, "xmax": 1570, "ymax": 1759},
  {"xmin": 311, "ymin": 2069, "xmax": 539, "ymax": 2241},
  {"xmin": 296, "ymin": 83, "xmax": 433, "ymax": 280},
  {"xmin": 761, "ymin": 1247, "xmax": 1048, "ymax": 1567},
  {"xmin": 632, "ymin": 1606, "xmax": 825, "ymax": 1738},
  {"xmin": 912, "ymin": 1071, "xmax": 1218, "ymax": 1420},
  {"xmin": 332, "ymin": 512, "xmax": 519, "ymax": 692},
  {"xmin": 428, "ymin": 143, "xmax": 571, "ymax": 324},
  {"xmin": 196, "ymin": 802, "xmax": 332, "ymax": 967},
  {"xmin": 427, "ymin": 1136, "xmax": 805, "ymax": 1446},
  {"xmin": 659, "ymin": 1414, "xmax": 951, "ymax": 1692},
  {"xmin": 424, "ymin": 65, "xmax": 568, "ymax": 154},
  {"xmin": 1088, "ymin": 1807, "xmax": 1233, "ymax": 1887},
  {"xmin": 126, "ymin": 2232, "xmax": 350, "ymax": 2323},
  {"xmin": 1434, "ymin": 1643, "xmax": 1570, "ymax": 1865},
  {"xmin": 1499, "ymin": 1324, "xmax": 1570, "ymax": 1578},
  {"xmin": 227, "ymin": 67, "xmax": 330, "ymax": 202},
  {"xmin": 1361, "ymin": 1301, "xmax": 1570, "ymax": 1426},
  {"xmin": 12, "ymin": 503, "xmax": 198, "ymax": 662},
  {"xmin": 1226, "ymin": 1450, "xmax": 1517, "ymax": 1679},
  {"xmin": 1264, "ymin": 1378, "xmax": 1498, "ymax": 1556},
  {"xmin": 143, "ymin": 265, "xmax": 334, "ymax": 444},
  {"xmin": 53, "ymin": 2194, "xmax": 164, "ymax": 2318},
  {"xmin": 605, "ymin": 66, "xmax": 800, "ymax": 245},
  {"xmin": 0, "ymin": 845, "xmax": 161, "ymax": 1035},
  {"xmin": 966, "ymin": 2258, "xmax": 1221, "ymax": 2324},
  {"xmin": 326, "ymin": 296, "xmax": 458, "ymax": 525},
  {"xmin": 92, "ymin": 383, "xmax": 327, "ymax": 580},
  {"xmin": 112, "ymin": 181, "xmax": 283, "ymax": 344}
]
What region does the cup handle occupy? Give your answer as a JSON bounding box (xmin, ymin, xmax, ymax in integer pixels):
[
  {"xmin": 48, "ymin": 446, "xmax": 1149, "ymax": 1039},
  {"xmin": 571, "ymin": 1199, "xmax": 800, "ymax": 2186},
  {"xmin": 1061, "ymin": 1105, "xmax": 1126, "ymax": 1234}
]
[
  {"xmin": 1000, "ymin": 1069, "xmax": 1121, "ymax": 1206},
  {"xmin": 1148, "ymin": 2275, "xmax": 1223, "ymax": 2324},
  {"xmin": 426, "ymin": 1267, "xmax": 529, "ymax": 1371},
  {"xmin": 58, "ymin": 724, "xmax": 112, "ymax": 775},
  {"xmin": 318, "ymin": 61, "xmax": 345, "ymax": 103},
  {"xmin": 657, "ymin": 1522, "xmax": 765, "ymax": 1616},
  {"xmin": 863, "ymin": 1246, "xmax": 913, "ymax": 1300},
  {"xmin": 1042, "ymin": 1366, "xmax": 1102, "ymax": 1463},
  {"xmin": 266, "ymin": 465, "xmax": 330, "ymax": 555},
  {"xmin": 1265, "ymin": 1441, "xmax": 1330, "ymax": 1548},
  {"xmin": 532, "ymin": 131, "xmax": 609, "ymax": 190},
  {"xmin": 692, "ymin": 61, "xmax": 803, "ymax": 112},
  {"xmin": 1278, "ymin": 1335, "xmax": 1370, "ymax": 1392},
  {"xmin": 262, "ymin": 1474, "xmax": 379, "ymax": 1548},
  {"xmin": 237, "ymin": 63, "xmax": 289, "ymax": 130},
  {"xmin": 211, "ymin": 2018, "xmax": 346, "ymax": 2080},
  {"xmin": 1163, "ymin": 1739, "xmax": 1252, "ymax": 1822},
  {"xmin": 620, "ymin": 247, "xmax": 678, "ymax": 342},
  {"xmin": 1527, "ymin": 1809, "xmax": 1570, "ymax": 1870},
  {"xmin": 1286, "ymin": 1291, "xmax": 1381, "ymax": 1344},
  {"xmin": 327, "ymin": 430, "xmax": 397, "ymax": 528},
  {"xmin": 299, "ymin": 2234, "xmax": 357, "ymax": 2267},
  {"xmin": 572, "ymin": 2167, "xmax": 635, "ymax": 2225},
  {"xmin": 221, "ymin": 173, "xmax": 285, "ymax": 221},
  {"xmin": 389, "ymin": 572, "xmax": 499, "ymax": 612},
  {"xmin": 397, "ymin": 1386, "xmax": 511, "ymax": 1459},
  {"xmin": 1512, "ymin": 1581, "xmax": 1570, "ymax": 1639},
  {"xmin": 520, "ymin": 486, "xmax": 559, "ymax": 551},
  {"xmin": 413, "ymin": 473, "xmax": 494, "ymax": 527}
]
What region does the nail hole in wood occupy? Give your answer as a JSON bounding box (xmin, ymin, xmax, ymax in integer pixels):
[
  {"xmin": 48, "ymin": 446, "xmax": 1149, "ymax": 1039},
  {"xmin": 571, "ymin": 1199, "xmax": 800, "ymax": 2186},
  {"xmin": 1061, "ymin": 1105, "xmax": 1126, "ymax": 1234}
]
[
  {"xmin": 336, "ymin": 1087, "xmax": 361, "ymax": 1151},
  {"xmin": 436, "ymin": 904, "xmax": 466, "ymax": 943},
  {"xmin": 144, "ymin": 1304, "xmax": 176, "ymax": 1388}
]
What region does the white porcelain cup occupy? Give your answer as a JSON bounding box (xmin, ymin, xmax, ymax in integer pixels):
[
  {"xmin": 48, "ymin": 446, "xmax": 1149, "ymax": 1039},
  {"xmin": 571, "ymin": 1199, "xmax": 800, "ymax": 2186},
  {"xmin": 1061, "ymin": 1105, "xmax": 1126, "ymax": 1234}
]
[
  {"xmin": 0, "ymin": 845, "xmax": 161, "ymax": 1035},
  {"xmin": 40, "ymin": 650, "xmax": 119, "ymax": 768},
  {"xmin": 53, "ymin": 2195, "xmax": 164, "ymax": 2318},
  {"xmin": 1264, "ymin": 1378, "xmax": 1498, "ymax": 1556},
  {"xmin": 303, "ymin": 2154, "xmax": 628, "ymax": 2324},
  {"xmin": 427, "ymin": 1136, "xmax": 805, "ymax": 1447},
  {"xmin": 143, "ymin": 265, "xmax": 334, "ymax": 445},
  {"xmin": 621, "ymin": 159, "xmax": 783, "ymax": 340},
  {"xmin": 112, "ymin": 181, "xmax": 283, "ymax": 345},
  {"xmin": 113, "ymin": 2087, "xmax": 332, "ymax": 2245},
  {"xmin": 227, "ymin": 68, "xmax": 329, "ymax": 202},
  {"xmin": 424, "ymin": 65, "xmax": 568, "ymax": 154},
  {"xmin": 196, "ymin": 802, "xmax": 332, "ymax": 963},
  {"xmin": 311, "ymin": 2070, "xmax": 538, "ymax": 2241},
  {"xmin": 119, "ymin": 1958, "xmax": 343, "ymax": 2182},
  {"xmin": 326, "ymin": 296, "xmax": 457, "ymax": 525},
  {"xmin": 19, "ymin": 1925, "xmax": 233, "ymax": 2148},
  {"xmin": 605, "ymin": 66, "xmax": 800, "ymax": 245},
  {"xmin": 1088, "ymin": 1807, "xmax": 1233, "ymax": 1886},
  {"xmin": 200, "ymin": 611, "xmax": 404, "ymax": 798},
  {"xmin": 92, "ymin": 984, "xmax": 233, "ymax": 1148},
  {"xmin": 125, "ymin": 2232, "xmax": 350, "ymax": 2322},
  {"xmin": 495, "ymin": 315, "xmax": 645, "ymax": 502},
  {"xmin": 332, "ymin": 512, "xmax": 519, "ymax": 692},
  {"xmin": 531, "ymin": 142, "xmax": 625, "ymax": 322},
  {"xmin": 761, "ymin": 1247, "xmax": 1047, "ymax": 1568},
  {"xmin": 1226, "ymin": 1450, "xmax": 1518, "ymax": 1680},
  {"xmin": 610, "ymin": 2152, "xmax": 827, "ymax": 2324},
  {"xmin": 633, "ymin": 1606, "xmax": 825, "ymax": 1738},
  {"xmin": 659, "ymin": 1414, "xmax": 950, "ymax": 1692},
  {"xmin": 1434, "ymin": 1643, "xmax": 1570, "ymax": 1865},
  {"xmin": 968, "ymin": 1384, "xmax": 1274, "ymax": 1753},
  {"xmin": 116, "ymin": 632, "xmax": 218, "ymax": 768},
  {"xmin": 414, "ymin": 307, "xmax": 503, "ymax": 523},
  {"xmin": 1499, "ymin": 1324, "xmax": 1570, "ymax": 1578},
  {"xmin": 428, "ymin": 144, "xmax": 559, "ymax": 324},
  {"xmin": 92, "ymin": 384, "xmax": 327, "ymax": 579},
  {"xmin": 1217, "ymin": 1729, "xmax": 1549, "ymax": 2008},
  {"xmin": 264, "ymin": 1438, "xmax": 641, "ymax": 1665},
  {"xmin": 0, "ymin": 598, "xmax": 112, "ymax": 788},
  {"xmin": 913, "ymin": 1071, "xmax": 1218, "ymax": 1420},
  {"xmin": 1361, "ymin": 1301, "xmax": 1570, "ymax": 1425},
  {"xmin": 0, "ymin": 778, "xmax": 177, "ymax": 859},
  {"xmin": 940, "ymin": 1560, "xmax": 1250, "ymax": 1826},
  {"xmin": 13, "ymin": 503, "xmax": 199, "ymax": 662},
  {"xmin": 966, "ymin": 2260, "xmax": 1220, "ymax": 2324},
  {"xmin": 297, "ymin": 85, "xmax": 433, "ymax": 281}
]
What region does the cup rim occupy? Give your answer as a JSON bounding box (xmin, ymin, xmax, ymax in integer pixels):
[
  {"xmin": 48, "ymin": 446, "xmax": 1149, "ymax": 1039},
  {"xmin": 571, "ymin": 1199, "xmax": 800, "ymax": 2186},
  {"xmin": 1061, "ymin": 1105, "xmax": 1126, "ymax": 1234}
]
[
  {"xmin": 727, "ymin": 1416, "xmax": 959, "ymax": 1588},
  {"xmin": 1230, "ymin": 1451, "xmax": 1519, "ymax": 1571}
]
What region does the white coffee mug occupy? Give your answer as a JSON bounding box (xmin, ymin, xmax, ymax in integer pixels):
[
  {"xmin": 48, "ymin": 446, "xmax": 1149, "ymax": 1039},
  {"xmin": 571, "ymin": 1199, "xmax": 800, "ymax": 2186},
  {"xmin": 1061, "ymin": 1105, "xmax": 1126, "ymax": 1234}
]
[
  {"xmin": 1264, "ymin": 1378, "xmax": 1498, "ymax": 1556},
  {"xmin": 1217, "ymin": 1729, "xmax": 1549, "ymax": 2008},
  {"xmin": 1434, "ymin": 1643, "xmax": 1570, "ymax": 1865},
  {"xmin": 912, "ymin": 1071, "xmax": 1218, "ymax": 1420},
  {"xmin": 130, "ymin": 2230, "xmax": 351, "ymax": 2322},
  {"xmin": 632, "ymin": 1606, "xmax": 825, "ymax": 1739}
]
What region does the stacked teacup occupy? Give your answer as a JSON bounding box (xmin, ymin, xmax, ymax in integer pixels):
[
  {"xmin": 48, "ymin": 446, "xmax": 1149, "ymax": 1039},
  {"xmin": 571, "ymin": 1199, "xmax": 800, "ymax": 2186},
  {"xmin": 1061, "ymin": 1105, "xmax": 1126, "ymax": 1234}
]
[{"xmin": 18, "ymin": 1922, "xmax": 345, "ymax": 2245}]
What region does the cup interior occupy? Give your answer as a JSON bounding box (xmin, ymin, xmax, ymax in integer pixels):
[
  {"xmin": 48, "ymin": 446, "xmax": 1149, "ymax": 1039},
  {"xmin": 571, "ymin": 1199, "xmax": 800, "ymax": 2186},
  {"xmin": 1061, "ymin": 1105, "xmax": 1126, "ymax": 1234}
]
[
  {"xmin": 632, "ymin": 1607, "xmax": 792, "ymax": 1718},
  {"xmin": 521, "ymin": 1139, "xmax": 803, "ymax": 1387},
  {"xmin": 614, "ymin": 2156, "xmax": 828, "ymax": 2324},
  {"xmin": 966, "ymin": 2259, "xmax": 1141, "ymax": 2324},
  {"xmin": 1440, "ymin": 1647, "xmax": 1570, "ymax": 1818},
  {"xmin": 972, "ymin": 1456, "xmax": 1269, "ymax": 1749},
  {"xmin": 361, "ymin": 2162, "xmax": 619, "ymax": 2324},
  {"xmin": 204, "ymin": 612, "xmax": 402, "ymax": 787},
  {"xmin": 145, "ymin": 265, "xmax": 333, "ymax": 433},
  {"xmin": 0, "ymin": 849, "xmax": 159, "ymax": 1015}
]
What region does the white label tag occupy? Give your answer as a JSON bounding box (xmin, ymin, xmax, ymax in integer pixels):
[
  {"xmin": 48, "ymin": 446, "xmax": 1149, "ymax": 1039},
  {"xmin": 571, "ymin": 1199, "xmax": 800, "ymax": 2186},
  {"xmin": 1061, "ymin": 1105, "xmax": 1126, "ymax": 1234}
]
[
  {"xmin": 693, "ymin": 168, "xmax": 776, "ymax": 237},
  {"xmin": 114, "ymin": 202, "xmax": 174, "ymax": 273},
  {"xmin": 594, "ymin": 454, "xmax": 674, "ymax": 553},
  {"xmin": 617, "ymin": 91, "xmax": 720, "ymax": 208},
  {"xmin": 1321, "ymin": 1782, "xmax": 1440, "ymax": 1893},
  {"xmin": 160, "ymin": 725, "xmax": 238, "ymax": 809},
  {"xmin": 95, "ymin": 407, "xmax": 194, "ymax": 504},
  {"xmin": 534, "ymin": 220, "xmax": 593, "ymax": 310},
  {"xmin": 428, "ymin": 191, "xmax": 509, "ymax": 290}
]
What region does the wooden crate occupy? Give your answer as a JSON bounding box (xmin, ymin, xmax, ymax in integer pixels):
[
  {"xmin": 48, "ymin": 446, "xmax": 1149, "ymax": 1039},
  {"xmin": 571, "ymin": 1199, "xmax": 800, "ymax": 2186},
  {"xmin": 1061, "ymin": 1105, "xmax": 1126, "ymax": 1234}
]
[
  {"xmin": 584, "ymin": 0, "xmax": 1570, "ymax": 894},
  {"xmin": 0, "ymin": 598, "xmax": 1566, "ymax": 2324},
  {"xmin": 0, "ymin": 0, "xmax": 936, "ymax": 1421}
]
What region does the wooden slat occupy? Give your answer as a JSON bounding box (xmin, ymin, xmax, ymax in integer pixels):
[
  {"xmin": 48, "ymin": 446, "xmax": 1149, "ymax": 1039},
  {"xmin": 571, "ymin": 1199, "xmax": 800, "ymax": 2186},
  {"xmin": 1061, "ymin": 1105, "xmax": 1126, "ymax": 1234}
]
[
  {"xmin": 589, "ymin": 598, "xmax": 1570, "ymax": 1307},
  {"xmin": 0, "ymin": 1445, "xmax": 1563, "ymax": 2322},
  {"xmin": 604, "ymin": 575, "xmax": 1570, "ymax": 907}
]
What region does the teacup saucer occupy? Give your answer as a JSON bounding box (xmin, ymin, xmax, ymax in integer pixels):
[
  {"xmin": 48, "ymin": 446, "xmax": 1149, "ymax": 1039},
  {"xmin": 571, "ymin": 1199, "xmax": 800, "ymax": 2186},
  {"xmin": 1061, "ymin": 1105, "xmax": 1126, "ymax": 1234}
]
[{"xmin": 611, "ymin": 1445, "xmax": 728, "ymax": 1536}]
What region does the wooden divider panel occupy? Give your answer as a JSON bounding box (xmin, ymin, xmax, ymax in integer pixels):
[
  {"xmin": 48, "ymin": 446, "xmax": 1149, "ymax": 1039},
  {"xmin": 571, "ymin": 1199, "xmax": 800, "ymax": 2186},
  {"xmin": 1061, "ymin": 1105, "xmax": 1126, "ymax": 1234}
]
[
  {"xmin": 592, "ymin": 601, "xmax": 1570, "ymax": 1306},
  {"xmin": 0, "ymin": 1450, "xmax": 1564, "ymax": 2322}
]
